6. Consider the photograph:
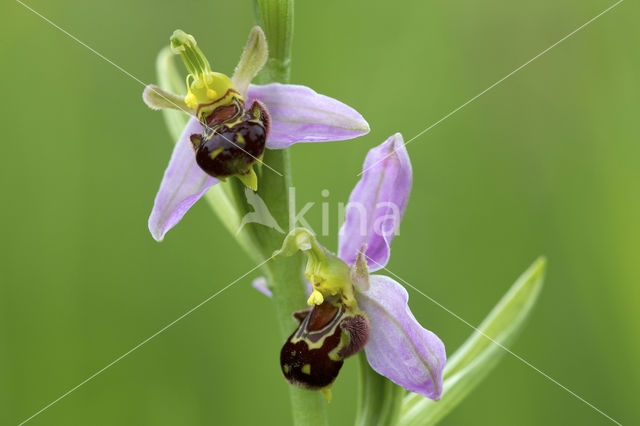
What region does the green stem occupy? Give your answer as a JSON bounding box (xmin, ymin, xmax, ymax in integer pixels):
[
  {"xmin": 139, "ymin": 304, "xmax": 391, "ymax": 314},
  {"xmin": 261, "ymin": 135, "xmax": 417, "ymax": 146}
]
[
  {"xmin": 356, "ymin": 353, "xmax": 404, "ymax": 426},
  {"xmin": 254, "ymin": 0, "xmax": 293, "ymax": 83},
  {"xmin": 253, "ymin": 1, "xmax": 328, "ymax": 425}
]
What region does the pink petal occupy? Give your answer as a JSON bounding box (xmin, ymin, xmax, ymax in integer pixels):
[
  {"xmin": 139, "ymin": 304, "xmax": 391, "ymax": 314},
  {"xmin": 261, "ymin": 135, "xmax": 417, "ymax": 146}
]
[
  {"xmin": 357, "ymin": 275, "xmax": 446, "ymax": 399},
  {"xmin": 251, "ymin": 276, "xmax": 272, "ymax": 298},
  {"xmin": 246, "ymin": 83, "xmax": 369, "ymax": 149},
  {"xmin": 338, "ymin": 134, "xmax": 412, "ymax": 271},
  {"xmin": 148, "ymin": 117, "xmax": 218, "ymax": 241}
]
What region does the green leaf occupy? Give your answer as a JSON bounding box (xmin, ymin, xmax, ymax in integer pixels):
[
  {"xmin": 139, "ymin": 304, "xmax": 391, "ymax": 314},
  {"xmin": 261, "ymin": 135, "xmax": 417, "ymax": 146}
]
[{"xmin": 399, "ymin": 257, "xmax": 547, "ymax": 426}]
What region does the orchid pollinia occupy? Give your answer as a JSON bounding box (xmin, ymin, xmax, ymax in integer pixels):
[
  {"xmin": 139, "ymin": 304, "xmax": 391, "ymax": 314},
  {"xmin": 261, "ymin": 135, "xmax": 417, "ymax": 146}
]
[
  {"xmin": 143, "ymin": 27, "xmax": 369, "ymax": 241},
  {"xmin": 274, "ymin": 135, "xmax": 446, "ymax": 401}
]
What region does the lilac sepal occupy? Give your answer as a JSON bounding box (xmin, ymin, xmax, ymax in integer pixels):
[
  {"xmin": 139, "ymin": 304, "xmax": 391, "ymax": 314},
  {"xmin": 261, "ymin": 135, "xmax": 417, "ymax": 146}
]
[
  {"xmin": 338, "ymin": 134, "xmax": 412, "ymax": 271},
  {"xmin": 251, "ymin": 277, "xmax": 310, "ymax": 299},
  {"xmin": 251, "ymin": 277, "xmax": 272, "ymax": 298},
  {"xmin": 246, "ymin": 83, "xmax": 370, "ymax": 149},
  {"xmin": 148, "ymin": 117, "xmax": 218, "ymax": 241},
  {"xmin": 357, "ymin": 275, "xmax": 446, "ymax": 400}
]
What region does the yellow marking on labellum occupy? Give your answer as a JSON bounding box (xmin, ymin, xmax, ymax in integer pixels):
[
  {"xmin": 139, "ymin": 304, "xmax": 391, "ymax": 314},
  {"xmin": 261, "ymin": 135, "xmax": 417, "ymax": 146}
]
[
  {"xmin": 236, "ymin": 133, "xmax": 246, "ymax": 144},
  {"xmin": 301, "ymin": 364, "xmax": 311, "ymax": 375},
  {"xmin": 289, "ymin": 305, "xmax": 344, "ymax": 351},
  {"xmin": 328, "ymin": 330, "xmax": 350, "ymax": 361},
  {"xmin": 209, "ymin": 147, "xmax": 223, "ymax": 160},
  {"xmin": 195, "ymin": 87, "xmax": 242, "ymax": 121},
  {"xmin": 283, "ymin": 365, "xmax": 290, "ymax": 374},
  {"xmin": 320, "ymin": 387, "xmax": 332, "ymax": 403},
  {"xmin": 290, "ymin": 334, "xmax": 327, "ymax": 351},
  {"xmin": 236, "ymin": 166, "xmax": 258, "ymax": 191}
]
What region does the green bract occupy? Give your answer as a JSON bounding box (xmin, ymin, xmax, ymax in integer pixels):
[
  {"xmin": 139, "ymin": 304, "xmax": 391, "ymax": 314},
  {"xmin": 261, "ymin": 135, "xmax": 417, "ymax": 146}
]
[{"xmin": 398, "ymin": 258, "xmax": 546, "ymax": 426}]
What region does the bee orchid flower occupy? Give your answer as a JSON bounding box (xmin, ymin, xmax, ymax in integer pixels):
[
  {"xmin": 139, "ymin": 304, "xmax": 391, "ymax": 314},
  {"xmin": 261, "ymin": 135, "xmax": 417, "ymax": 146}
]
[
  {"xmin": 143, "ymin": 27, "xmax": 369, "ymax": 241},
  {"xmin": 274, "ymin": 134, "xmax": 446, "ymax": 400}
]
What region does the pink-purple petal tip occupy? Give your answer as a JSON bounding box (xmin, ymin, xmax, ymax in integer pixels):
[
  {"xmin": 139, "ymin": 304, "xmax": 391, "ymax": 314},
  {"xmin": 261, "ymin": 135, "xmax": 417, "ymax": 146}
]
[
  {"xmin": 338, "ymin": 134, "xmax": 412, "ymax": 271},
  {"xmin": 246, "ymin": 83, "xmax": 370, "ymax": 149},
  {"xmin": 148, "ymin": 117, "xmax": 218, "ymax": 241},
  {"xmin": 357, "ymin": 275, "xmax": 446, "ymax": 399},
  {"xmin": 252, "ymin": 276, "xmax": 272, "ymax": 298}
]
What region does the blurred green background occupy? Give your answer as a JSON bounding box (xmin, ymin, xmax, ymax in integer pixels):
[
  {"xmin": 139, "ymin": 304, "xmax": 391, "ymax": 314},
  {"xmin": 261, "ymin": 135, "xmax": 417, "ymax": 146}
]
[{"xmin": 1, "ymin": 0, "xmax": 638, "ymax": 424}]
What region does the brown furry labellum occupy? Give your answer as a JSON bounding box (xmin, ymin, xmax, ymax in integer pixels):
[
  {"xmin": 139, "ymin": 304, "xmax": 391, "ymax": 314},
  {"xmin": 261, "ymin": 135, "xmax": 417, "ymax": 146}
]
[
  {"xmin": 280, "ymin": 301, "xmax": 370, "ymax": 390},
  {"xmin": 189, "ymin": 98, "xmax": 270, "ymax": 179}
]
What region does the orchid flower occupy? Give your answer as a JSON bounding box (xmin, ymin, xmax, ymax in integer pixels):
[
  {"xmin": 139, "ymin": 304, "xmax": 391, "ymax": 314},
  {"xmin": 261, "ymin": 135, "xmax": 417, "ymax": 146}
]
[
  {"xmin": 274, "ymin": 134, "xmax": 446, "ymax": 400},
  {"xmin": 142, "ymin": 27, "xmax": 369, "ymax": 241}
]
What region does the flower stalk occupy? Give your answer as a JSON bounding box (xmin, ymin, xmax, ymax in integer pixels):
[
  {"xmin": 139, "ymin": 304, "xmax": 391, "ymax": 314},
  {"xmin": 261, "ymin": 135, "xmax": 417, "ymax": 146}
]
[
  {"xmin": 254, "ymin": 0, "xmax": 294, "ymax": 84},
  {"xmin": 253, "ymin": 1, "xmax": 329, "ymax": 425}
]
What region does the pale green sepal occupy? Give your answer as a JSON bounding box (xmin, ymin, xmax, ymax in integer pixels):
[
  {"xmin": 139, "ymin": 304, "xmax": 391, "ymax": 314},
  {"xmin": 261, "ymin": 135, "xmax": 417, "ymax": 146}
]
[
  {"xmin": 232, "ymin": 26, "xmax": 269, "ymax": 97},
  {"xmin": 142, "ymin": 85, "xmax": 194, "ymax": 114},
  {"xmin": 203, "ymin": 185, "xmax": 241, "ymax": 234},
  {"xmin": 398, "ymin": 257, "xmax": 546, "ymax": 426},
  {"xmin": 157, "ymin": 46, "xmax": 184, "ymax": 95},
  {"xmin": 201, "ymin": 185, "xmax": 259, "ymax": 264},
  {"xmin": 356, "ymin": 352, "xmax": 404, "ymax": 426},
  {"xmin": 156, "ymin": 46, "xmax": 189, "ymax": 141}
]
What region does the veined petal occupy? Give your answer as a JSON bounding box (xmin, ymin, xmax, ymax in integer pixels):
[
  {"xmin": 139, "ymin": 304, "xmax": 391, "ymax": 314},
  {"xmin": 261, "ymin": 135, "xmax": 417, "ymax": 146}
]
[
  {"xmin": 148, "ymin": 117, "xmax": 218, "ymax": 241},
  {"xmin": 246, "ymin": 83, "xmax": 369, "ymax": 149},
  {"xmin": 338, "ymin": 134, "xmax": 411, "ymax": 271},
  {"xmin": 357, "ymin": 275, "xmax": 445, "ymax": 400}
]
